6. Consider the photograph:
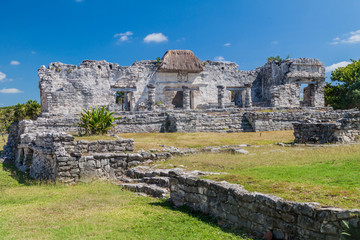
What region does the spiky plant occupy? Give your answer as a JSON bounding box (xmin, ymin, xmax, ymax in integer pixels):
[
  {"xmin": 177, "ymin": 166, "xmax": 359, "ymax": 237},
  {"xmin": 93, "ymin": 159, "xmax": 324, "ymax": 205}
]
[
  {"xmin": 78, "ymin": 106, "xmax": 118, "ymax": 135},
  {"xmin": 341, "ymin": 219, "xmax": 360, "ymax": 240}
]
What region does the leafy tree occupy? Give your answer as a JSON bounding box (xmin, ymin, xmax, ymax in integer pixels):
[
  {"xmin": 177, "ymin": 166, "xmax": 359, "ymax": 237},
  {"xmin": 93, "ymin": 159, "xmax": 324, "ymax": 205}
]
[
  {"xmin": 325, "ymin": 59, "xmax": 360, "ymax": 109},
  {"xmin": 78, "ymin": 106, "xmax": 118, "ymax": 135},
  {"xmin": 267, "ymin": 55, "xmax": 290, "ymax": 63}
]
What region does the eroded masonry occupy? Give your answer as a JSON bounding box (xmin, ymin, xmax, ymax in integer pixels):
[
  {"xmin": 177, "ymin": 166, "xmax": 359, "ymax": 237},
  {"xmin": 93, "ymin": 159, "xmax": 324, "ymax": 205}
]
[
  {"xmin": 1, "ymin": 50, "xmax": 360, "ymax": 239},
  {"xmin": 39, "ymin": 50, "xmax": 326, "ymax": 114}
]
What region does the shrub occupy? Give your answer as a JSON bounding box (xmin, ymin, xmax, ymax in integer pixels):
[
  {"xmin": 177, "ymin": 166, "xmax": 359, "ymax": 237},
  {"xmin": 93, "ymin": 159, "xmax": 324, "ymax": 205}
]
[{"xmin": 78, "ymin": 106, "xmax": 118, "ymax": 135}]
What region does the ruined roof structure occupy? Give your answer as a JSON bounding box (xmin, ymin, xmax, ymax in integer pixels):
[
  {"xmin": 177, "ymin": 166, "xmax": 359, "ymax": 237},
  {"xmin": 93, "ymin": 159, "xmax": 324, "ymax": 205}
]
[
  {"xmin": 158, "ymin": 50, "xmax": 204, "ymax": 73},
  {"xmin": 38, "ymin": 50, "xmax": 326, "ymax": 115}
]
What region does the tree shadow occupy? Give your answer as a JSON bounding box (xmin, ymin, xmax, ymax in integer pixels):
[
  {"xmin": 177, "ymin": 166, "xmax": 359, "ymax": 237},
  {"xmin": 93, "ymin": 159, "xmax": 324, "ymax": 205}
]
[{"xmin": 149, "ymin": 200, "xmax": 260, "ymax": 239}]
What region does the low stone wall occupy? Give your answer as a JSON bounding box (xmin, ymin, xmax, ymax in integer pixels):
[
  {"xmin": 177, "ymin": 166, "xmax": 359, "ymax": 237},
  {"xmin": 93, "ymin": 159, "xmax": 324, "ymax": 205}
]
[
  {"xmin": 294, "ymin": 111, "xmax": 360, "ymax": 144},
  {"xmin": 1, "ymin": 121, "xmax": 171, "ymax": 184},
  {"xmin": 245, "ymin": 109, "xmax": 351, "ymax": 132},
  {"xmin": 34, "ymin": 107, "xmax": 346, "ymax": 134},
  {"xmin": 169, "ymin": 171, "xmax": 360, "ymax": 240}
]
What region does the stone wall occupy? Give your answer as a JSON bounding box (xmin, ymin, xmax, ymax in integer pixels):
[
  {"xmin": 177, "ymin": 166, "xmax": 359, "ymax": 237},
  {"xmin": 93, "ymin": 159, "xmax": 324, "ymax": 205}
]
[
  {"xmin": 245, "ymin": 109, "xmax": 350, "ymax": 132},
  {"xmin": 1, "ymin": 121, "xmax": 171, "ymax": 184},
  {"xmin": 38, "ymin": 51, "xmax": 326, "ymax": 115},
  {"xmin": 169, "ymin": 171, "xmax": 360, "ymax": 240},
  {"xmin": 294, "ymin": 111, "xmax": 360, "ymax": 144}
]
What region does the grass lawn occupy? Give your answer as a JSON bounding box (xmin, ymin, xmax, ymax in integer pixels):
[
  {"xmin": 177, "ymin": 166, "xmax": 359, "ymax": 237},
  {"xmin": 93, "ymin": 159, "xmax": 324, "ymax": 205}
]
[
  {"xmin": 158, "ymin": 144, "xmax": 360, "ymax": 209},
  {"xmin": 0, "ymin": 163, "xmax": 250, "ymax": 240},
  {"xmin": 117, "ymin": 131, "xmax": 294, "ymax": 151},
  {"xmin": 0, "ymin": 135, "xmax": 7, "ymax": 153}
]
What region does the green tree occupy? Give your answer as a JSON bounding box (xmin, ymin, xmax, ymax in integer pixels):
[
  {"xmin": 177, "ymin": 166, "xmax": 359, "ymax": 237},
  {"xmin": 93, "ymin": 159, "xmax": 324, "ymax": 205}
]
[
  {"xmin": 325, "ymin": 59, "xmax": 360, "ymax": 109},
  {"xmin": 267, "ymin": 55, "xmax": 290, "ymax": 63}
]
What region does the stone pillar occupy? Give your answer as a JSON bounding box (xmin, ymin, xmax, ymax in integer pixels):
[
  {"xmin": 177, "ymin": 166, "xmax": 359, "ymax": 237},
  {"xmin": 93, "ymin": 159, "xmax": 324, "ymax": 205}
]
[
  {"xmin": 245, "ymin": 86, "xmax": 252, "ymax": 108},
  {"xmin": 147, "ymin": 84, "xmax": 155, "ymax": 111},
  {"xmin": 217, "ymin": 85, "xmax": 225, "ymax": 109},
  {"xmin": 182, "ymin": 86, "xmax": 191, "ymax": 110}
]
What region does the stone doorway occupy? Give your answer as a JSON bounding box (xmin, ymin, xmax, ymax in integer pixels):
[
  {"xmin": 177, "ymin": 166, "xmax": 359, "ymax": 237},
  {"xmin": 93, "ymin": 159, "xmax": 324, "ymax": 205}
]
[
  {"xmin": 300, "ymin": 83, "xmax": 315, "ymax": 107},
  {"xmin": 172, "ymin": 91, "xmax": 183, "ymax": 108}
]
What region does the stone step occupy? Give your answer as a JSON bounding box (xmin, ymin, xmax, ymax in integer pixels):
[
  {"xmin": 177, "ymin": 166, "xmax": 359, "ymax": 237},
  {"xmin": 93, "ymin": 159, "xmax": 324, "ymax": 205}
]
[
  {"xmin": 142, "ymin": 176, "xmax": 170, "ymax": 188},
  {"xmin": 119, "ymin": 183, "xmax": 169, "ymax": 198}
]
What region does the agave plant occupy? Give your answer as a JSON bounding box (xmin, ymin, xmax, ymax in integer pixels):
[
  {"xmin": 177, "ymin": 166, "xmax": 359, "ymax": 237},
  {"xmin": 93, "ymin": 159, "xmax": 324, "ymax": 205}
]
[
  {"xmin": 78, "ymin": 106, "xmax": 118, "ymax": 135},
  {"xmin": 341, "ymin": 219, "xmax": 360, "ymax": 240}
]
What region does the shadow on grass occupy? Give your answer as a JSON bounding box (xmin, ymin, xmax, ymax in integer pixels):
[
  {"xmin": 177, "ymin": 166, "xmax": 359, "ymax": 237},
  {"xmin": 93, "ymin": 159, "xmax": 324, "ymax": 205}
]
[
  {"xmin": 149, "ymin": 200, "xmax": 259, "ymax": 239},
  {"xmin": 2, "ymin": 162, "xmax": 36, "ymax": 185}
]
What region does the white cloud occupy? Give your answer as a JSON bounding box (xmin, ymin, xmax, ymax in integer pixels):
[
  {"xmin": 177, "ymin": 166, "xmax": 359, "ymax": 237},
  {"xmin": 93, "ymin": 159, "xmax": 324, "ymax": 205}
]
[
  {"xmin": 0, "ymin": 72, "xmax": 6, "ymax": 82},
  {"xmin": 224, "ymin": 43, "xmax": 231, "ymax": 46},
  {"xmin": 214, "ymin": 56, "xmax": 231, "ymax": 63},
  {"xmin": 0, "ymin": 72, "xmax": 13, "ymax": 83},
  {"xmin": 144, "ymin": 33, "xmax": 168, "ymax": 43},
  {"xmin": 0, "ymin": 88, "xmax": 23, "ymax": 94},
  {"xmin": 114, "ymin": 31, "xmax": 133, "ymax": 42},
  {"xmin": 271, "ymin": 40, "xmax": 279, "ymax": 45},
  {"xmin": 331, "ymin": 29, "xmax": 360, "ymax": 45},
  {"xmin": 325, "ymin": 61, "xmax": 352, "ymax": 73},
  {"xmin": 31, "ymin": 51, "xmax": 36, "ymax": 54},
  {"xmin": 10, "ymin": 60, "xmax": 20, "ymax": 65}
]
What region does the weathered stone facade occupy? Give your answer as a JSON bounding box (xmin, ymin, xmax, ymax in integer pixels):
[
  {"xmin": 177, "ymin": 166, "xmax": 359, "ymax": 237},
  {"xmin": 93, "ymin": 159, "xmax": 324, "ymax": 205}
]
[
  {"xmin": 169, "ymin": 170, "xmax": 360, "ymax": 240},
  {"xmin": 1, "ymin": 120, "xmax": 171, "ymax": 184},
  {"xmin": 294, "ymin": 110, "xmax": 360, "ymax": 144},
  {"xmin": 38, "ymin": 50, "xmax": 325, "ymax": 115}
]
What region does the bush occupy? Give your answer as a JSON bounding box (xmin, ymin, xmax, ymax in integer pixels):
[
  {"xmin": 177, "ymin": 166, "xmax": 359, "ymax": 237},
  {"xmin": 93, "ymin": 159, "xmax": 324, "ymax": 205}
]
[{"xmin": 78, "ymin": 106, "xmax": 118, "ymax": 135}]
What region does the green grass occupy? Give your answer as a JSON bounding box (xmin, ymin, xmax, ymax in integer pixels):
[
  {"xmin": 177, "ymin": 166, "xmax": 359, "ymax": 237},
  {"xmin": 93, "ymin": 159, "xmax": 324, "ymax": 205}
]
[
  {"xmin": 118, "ymin": 131, "xmax": 294, "ymax": 151},
  {"xmin": 158, "ymin": 144, "xmax": 360, "ymax": 209},
  {"xmin": 0, "ymin": 163, "xmax": 250, "ymax": 240}
]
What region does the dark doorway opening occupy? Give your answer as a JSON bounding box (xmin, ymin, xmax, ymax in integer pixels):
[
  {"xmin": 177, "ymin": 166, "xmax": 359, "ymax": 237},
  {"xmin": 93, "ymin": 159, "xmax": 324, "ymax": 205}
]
[{"xmin": 172, "ymin": 91, "xmax": 183, "ymax": 108}]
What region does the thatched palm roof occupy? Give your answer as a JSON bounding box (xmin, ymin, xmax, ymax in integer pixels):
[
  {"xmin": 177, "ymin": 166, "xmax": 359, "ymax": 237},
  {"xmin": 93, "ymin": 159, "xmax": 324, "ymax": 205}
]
[{"xmin": 158, "ymin": 50, "xmax": 203, "ymax": 73}]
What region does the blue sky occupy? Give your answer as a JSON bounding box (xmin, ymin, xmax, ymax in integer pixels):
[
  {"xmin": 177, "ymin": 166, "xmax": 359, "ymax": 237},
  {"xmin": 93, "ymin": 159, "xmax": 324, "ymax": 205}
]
[{"xmin": 1, "ymin": 0, "xmax": 360, "ymax": 106}]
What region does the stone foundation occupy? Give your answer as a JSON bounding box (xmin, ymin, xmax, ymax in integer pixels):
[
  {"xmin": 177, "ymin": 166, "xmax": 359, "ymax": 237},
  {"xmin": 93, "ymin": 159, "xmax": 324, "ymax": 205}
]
[{"xmin": 294, "ymin": 111, "xmax": 360, "ymax": 144}]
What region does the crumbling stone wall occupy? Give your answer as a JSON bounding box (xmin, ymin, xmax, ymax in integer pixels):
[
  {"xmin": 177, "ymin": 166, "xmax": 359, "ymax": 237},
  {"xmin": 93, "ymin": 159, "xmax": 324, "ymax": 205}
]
[
  {"xmin": 294, "ymin": 111, "xmax": 360, "ymax": 144},
  {"xmin": 245, "ymin": 109, "xmax": 351, "ymax": 132},
  {"xmin": 1, "ymin": 120, "xmax": 171, "ymax": 184},
  {"xmin": 38, "ymin": 51, "xmax": 325, "ymax": 115},
  {"xmin": 169, "ymin": 171, "xmax": 360, "ymax": 240}
]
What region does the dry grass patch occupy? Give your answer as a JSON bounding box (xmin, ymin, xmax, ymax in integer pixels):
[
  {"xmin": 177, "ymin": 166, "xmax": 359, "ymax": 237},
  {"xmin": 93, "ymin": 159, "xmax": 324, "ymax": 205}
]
[
  {"xmin": 158, "ymin": 144, "xmax": 360, "ymax": 209},
  {"xmin": 118, "ymin": 131, "xmax": 294, "ymax": 151}
]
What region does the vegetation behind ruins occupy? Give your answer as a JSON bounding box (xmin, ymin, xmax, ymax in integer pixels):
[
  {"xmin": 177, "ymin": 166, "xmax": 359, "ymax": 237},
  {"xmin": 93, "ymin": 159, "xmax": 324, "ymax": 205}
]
[
  {"xmin": 0, "ymin": 164, "xmax": 250, "ymax": 239},
  {"xmin": 0, "ymin": 100, "xmax": 41, "ymax": 136},
  {"xmin": 325, "ymin": 59, "xmax": 360, "ymax": 110}
]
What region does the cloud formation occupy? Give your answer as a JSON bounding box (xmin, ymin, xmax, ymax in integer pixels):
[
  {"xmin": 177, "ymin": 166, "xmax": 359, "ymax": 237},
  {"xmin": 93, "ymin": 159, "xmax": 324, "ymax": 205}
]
[
  {"xmin": 271, "ymin": 40, "xmax": 279, "ymax": 45},
  {"xmin": 0, "ymin": 72, "xmax": 6, "ymax": 82},
  {"xmin": 325, "ymin": 61, "xmax": 351, "ymax": 73},
  {"xmin": 0, "ymin": 88, "xmax": 23, "ymax": 94},
  {"xmin": 10, "ymin": 60, "xmax": 20, "ymax": 65},
  {"xmin": 331, "ymin": 30, "xmax": 360, "ymax": 45},
  {"xmin": 224, "ymin": 43, "xmax": 231, "ymax": 46},
  {"xmin": 114, "ymin": 31, "xmax": 133, "ymax": 42},
  {"xmin": 213, "ymin": 56, "xmax": 231, "ymax": 63},
  {"xmin": 144, "ymin": 33, "xmax": 168, "ymax": 43}
]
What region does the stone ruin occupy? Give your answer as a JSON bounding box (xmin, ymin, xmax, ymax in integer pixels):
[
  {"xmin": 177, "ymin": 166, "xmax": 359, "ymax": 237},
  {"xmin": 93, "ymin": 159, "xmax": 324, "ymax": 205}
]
[
  {"xmin": 39, "ymin": 50, "xmax": 326, "ymax": 114},
  {"xmin": 1, "ymin": 49, "xmax": 360, "ymax": 239}
]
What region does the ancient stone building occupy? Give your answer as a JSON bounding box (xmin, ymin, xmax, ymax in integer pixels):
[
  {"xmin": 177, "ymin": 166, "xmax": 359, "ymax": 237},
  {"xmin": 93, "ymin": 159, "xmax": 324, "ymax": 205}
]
[{"xmin": 38, "ymin": 50, "xmax": 325, "ymax": 115}]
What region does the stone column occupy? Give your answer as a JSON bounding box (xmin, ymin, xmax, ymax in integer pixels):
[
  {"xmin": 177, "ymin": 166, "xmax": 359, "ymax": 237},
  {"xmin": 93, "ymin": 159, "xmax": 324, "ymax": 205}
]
[
  {"xmin": 147, "ymin": 84, "xmax": 155, "ymax": 111},
  {"xmin": 245, "ymin": 86, "xmax": 252, "ymax": 108},
  {"xmin": 217, "ymin": 85, "xmax": 225, "ymax": 109},
  {"xmin": 182, "ymin": 86, "xmax": 191, "ymax": 110}
]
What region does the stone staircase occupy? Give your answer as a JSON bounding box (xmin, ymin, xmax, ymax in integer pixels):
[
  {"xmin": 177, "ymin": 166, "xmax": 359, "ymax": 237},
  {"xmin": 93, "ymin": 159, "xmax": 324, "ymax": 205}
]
[{"xmin": 117, "ymin": 166, "xmax": 222, "ymax": 198}]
